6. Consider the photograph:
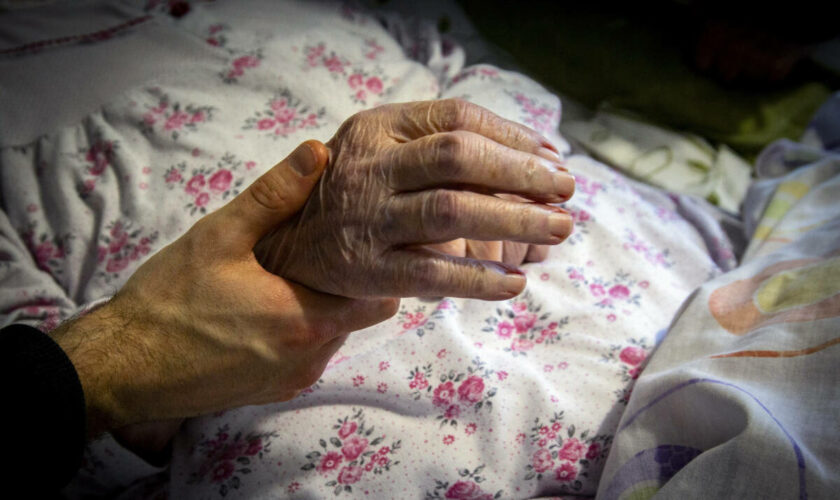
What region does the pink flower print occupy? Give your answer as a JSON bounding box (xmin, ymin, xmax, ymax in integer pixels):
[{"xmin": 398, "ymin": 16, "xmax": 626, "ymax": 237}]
[
  {"xmin": 165, "ymin": 169, "xmax": 182, "ymax": 183},
  {"xmin": 109, "ymin": 231, "xmax": 127, "ymax": 254},
  {"xmin": 590, "ymin": 283, "xmax": 606, "ymax": 297},
  {"xmin": 245, "ymin": 438, "xmax": 262, "ymax": 456},
  {"xmin": 287, "ymin": 482, "xmax": 301, "ymax": 494},
  {"xmin": 513, "ymin": 313, "xmax": 536, "ymax": 333},
  {"xmin": 628, "ymin": 366, "xmax": 641, "ymax": 379},
  {"xmin": 185, "ymin": 174, "xmax": 205, "ymax": 195},
  {"xmin": 639, "ymin": 280, "xmax": 650, "ymax": 288},
  {"xmin": 538, "ymin": 438, "xmax": 547, "ymax": 447},
  {"xmin": 586, "ymin": 442, "xmax": 601, "ymax": 460},
  {"xmin": 233, "ymin": 55, "xmax": 259, "ymax": 69},
  {"xmin": 532, "ymin": 449, "xmax": 555, "ymax": 473},
  {"xmin": 497, "ymin": 371, "xmax": 508, "ymax": 381},
  {"xmin": 143, "ymin": 112, "xmax": 157, "ymax": 126},
  {"xmin": 337, "ymin": 421, "xmax": 357, "ymax": 439},
  {"xmin": 275, "ymin": 107, "xmax": 296, "ymax": 124},
  {"xmin": 207, "ymin": 37, "xmax": 220, "ymax": 46},
  {"xmin": 365, "ymin": 76, "xmax": 383, "ymax": 94},
  {"xmin": 270, "ymin": 98, "xmax": 288, "ymax": 111},
  {"xmin": 511, "ymin": 338, "xmax": 534, "ymax": 352},
  {"xmin": 352, "ymin": 375, "xmax": 365, "ymax": 387},
  {"xmin": 208, "ymin": 169, "xmax": 232, "ymax": 192},
  {"xmin": 317, "ymin": 451, "xmax": 343, "ymax": 473},
  {"xmin": 442, "ymin": 435, "xmax": 455, "ymax": 445},
  {"xmin": 257, "ymin": 118, "xmax": 275, "ymax": 130},
  {"xmin": 323, "ymin": 55, "xmax": 344, "ymax": 73},
  {"xmin": 557, "ymin": 361, "xmax": 568, "ymax": 370},
  {"xmin": 96, "ymin": 246, "xmax": 107, "ymax": 263},
  {"xmin": 190, "ymin": 111, "xmax": 205, "ymax": 123},
  {"xmin": 211, "ymin": 461, "xmax": 235, "ymax": 482},
  {"xmin": 355, "ymin": 89, "xmax": 366, "ymax": 101},
  {"xmin": 34, "ymin": 242, "xmax": 55, "ymax": 270},
  {"xmin": 554, "ymin": 461, "xmax": 578, "ymax": 482},
  {"xmin": 516, "ymin": 433, "xmax": 526, "ymax": 444},
  {"xmin": 364, "ymin": 462, "xmax": 374, "ymax": 472},
  {"xmin": 164, "ymin": 111, "xmax": 190, "ymax": 131},
  {"xmin": 105, "ymin": 258, "xmax": 128, "ymax": 273},
  {"xmin": 607, "ymin": 314, "xmax": 617, "ymax": 322},
  {"xmin": 377, "ymin": 455, "xmax": 389, "ymax": 466},
  {"xmin": 465, "ymin": 423, "xmax": 477, "ymax": 435},
  {"xmin": 86, "ymin": 141, "xmax": 114, "ymax": 176},
  {"xmin": 340, "ymin": 435, "xmax": 368, "ymax": 461},
  {"xmin": 379, "ymin": 361, "xmax": 390, "ymax": 371},
  {"xmin": 551, "ymin": 422, "xmax": 562, "ymax": 431},
  {"xmin": 245, "ymin": 161, "xmax": 256, "ymax": 170},
  {"xmin": 433, "ymin": 381, "xmax": 456, "ymax": 407},
  {"xmin": 410, "ymin": 372, "xmax": 429, "ymax": 390},
  {"xmin": 609, "ymin": 284, "xmax": 631, "ymax": 300},
  {"xmin": 512, "ymin": 302, "xmax": 527, "ymax": 313},
  {"xmin": 539, "ymin": 426, "xmax": 549, "ymax": 436},
  {"xmin": 195, "ymin": 192, "xmax": 210, "ymax": 207},
  {"xmin": 457, "ymin": 376, "xmax": 485, "ymax": 404},
  {"xmin": 576, "ymin": 209, "xmax": 591, "ymax": 222},
  {"xmin": 348, "ymin": 73, "xmax": 364, "ymax": 89},
  {"xmin": 558, "ymin": 438, "xmax": 585, "ymax": 461},
  {"xmin": 569, "ymin": 269, "xmax": 585, "ymax": 281},
  {"xmin": 437, "ymin": 349, "xmax": 447, "ymax": 359},
  {"xmin": 337, "ymin": 465, "xmax": 363, "ymax": 485},
  {"xmin": 444, "ymin": 404, "xmax": 461, "ymax": 419},
  {"xmin": 377, "ymin": 382, "xmax": 388, "ymax": 393},
  {"xmin": 496, "ymin": 321, "xmax": 514, "ymax": 338},
  {"xmin": 445, "ymin": 480, "xmax": 484, "ymax": 499},
  {"xmin": 619, "ymin": 346, "xmax": 646, "ymax": 366}
]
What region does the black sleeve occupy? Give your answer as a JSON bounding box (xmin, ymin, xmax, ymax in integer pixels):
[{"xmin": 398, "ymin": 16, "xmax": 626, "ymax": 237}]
[{"xmin": 0, "ymin": 323, "xmax": 86, "ymax": 493}]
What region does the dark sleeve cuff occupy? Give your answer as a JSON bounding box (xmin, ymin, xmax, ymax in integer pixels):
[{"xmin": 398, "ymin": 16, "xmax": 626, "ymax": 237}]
[{"xmin": 0, "ymin": 323, "xmax": 86, "ymax": 492}]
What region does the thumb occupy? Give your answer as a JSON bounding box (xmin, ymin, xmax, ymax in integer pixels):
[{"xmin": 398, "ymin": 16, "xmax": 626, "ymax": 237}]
[{"xmin": 219, "ymin": 140, "xmax": 328, "ymax": 250}]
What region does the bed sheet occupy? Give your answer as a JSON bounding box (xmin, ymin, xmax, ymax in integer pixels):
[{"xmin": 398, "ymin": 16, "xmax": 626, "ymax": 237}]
[
  {"xmin": 596, "ymin": 95, "xmax": 840, "ymax": 499},
  {"xmin": 0, "ymin": 1, "xmax": 723, "ymax": 498}
]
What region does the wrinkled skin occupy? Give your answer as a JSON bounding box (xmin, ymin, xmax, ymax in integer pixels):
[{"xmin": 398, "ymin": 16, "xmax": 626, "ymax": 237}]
[{"xmin": 256, "ymin": 99, "xmax": 575, "ymax": 300}]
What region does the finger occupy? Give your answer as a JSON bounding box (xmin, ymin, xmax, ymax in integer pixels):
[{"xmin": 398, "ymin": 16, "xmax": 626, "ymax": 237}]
[
  {"xmin": 501, "ymin": 241, "xmax": 529, "ymax": 266},
  {"xmin": 523, "ymin": 244, "xmax": 549, "ymax": 263},
  {"xmin": 216, "ymin": 140, "xmax": 329, "ymax": 251},
  {"xmin": 292, "ymin": 285, "xmax": 400, "ymax": 342},
  {"xmin": 424, "ymin": 239, "xmax": 467, "ymax": 257},
  {"xmin": 393, "ymin": 98, "xmax": 560, "ymax": 158},
  {"xmin": 386, "ymin": 131, "xmax": 573, "ymax": 203},
  {"xmin": 378, "ymin": 247, "xmax": 527, "ymax": 300},
  {"xmin": 465, "ymin": 240, "xmax": 503, "ymax": 262},
  {"xmin": 383, "ymin": 189, "xmax": 573, "ymax": 245}
]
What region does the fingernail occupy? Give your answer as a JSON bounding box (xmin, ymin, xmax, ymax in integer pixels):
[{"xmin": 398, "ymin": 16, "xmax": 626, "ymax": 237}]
[
  {"xmin": 549, "ymin": 213, "xmax": 573, "ymax": 240},
  {"xmin": 489, "ymin": 262, "xmax": 527, "ymax": 295},
  {"xmin": 536, "ymin": 146, "xmax": 563, "ymax": 163},
  {"xmin": 553, "ymin": 172, "xmax": 575, "ymax": 199},
  {"xmin": 541, "ymin": 140, "xmax": 560, "ymax": 154},
  {"xmin": 289, "ymin": 142, "xmax": 317, "ymax": 176}
]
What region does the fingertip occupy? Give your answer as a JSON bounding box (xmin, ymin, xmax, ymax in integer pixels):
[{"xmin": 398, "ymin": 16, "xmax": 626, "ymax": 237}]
[{"xmin": 302, "ymin": 139, "xmax": 329, "ymax": 172}]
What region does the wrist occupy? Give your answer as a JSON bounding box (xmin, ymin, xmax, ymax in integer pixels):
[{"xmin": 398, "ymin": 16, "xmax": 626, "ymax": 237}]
[{"xmin": 51, "ymin": 301, "xmax": 135, "ymax": 437}]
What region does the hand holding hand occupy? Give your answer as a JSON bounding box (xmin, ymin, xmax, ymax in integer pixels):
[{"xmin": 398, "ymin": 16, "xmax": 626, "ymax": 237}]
[
  {"xmin": 51, "ymin": 141, "xmax": 398, "ymax": 437},
  {"xmin": 257, "ymin": 99, "xmax": 574, "ymax": 300}
]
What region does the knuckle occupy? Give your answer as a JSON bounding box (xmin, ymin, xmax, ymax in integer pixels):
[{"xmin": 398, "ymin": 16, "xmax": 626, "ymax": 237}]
[
  {"xmin": 249, "ymin": 173, "xmax": 292, "ymax": 213},
  {"xmin": 429, "ymin": 190, "xmax": 460, "ymax": 233},
  {"xmin": 434, "ymin": 133, "xmax": 467, "ymax": 179},
  {"xmin": 440, "ymin": 98, "xmax": 470, "ymax": 129}
]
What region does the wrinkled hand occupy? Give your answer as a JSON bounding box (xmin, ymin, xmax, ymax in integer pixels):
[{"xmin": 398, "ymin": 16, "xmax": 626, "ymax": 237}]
[
  {"xmin": 51, "ymin": 141, "xmax": 398, "ymax": 438},
  {"xmin": 256, "ymin": 99, "xmax": 574, "ymax": 300}
]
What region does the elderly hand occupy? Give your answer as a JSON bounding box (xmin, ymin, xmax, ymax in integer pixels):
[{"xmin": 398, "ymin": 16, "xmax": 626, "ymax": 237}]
[
  {"xmin": 51, "ymin": 141, "xmax": 398, "ymax": 437},
  {"xmin": 256, "ymin": 99, "xmax": 574, "ymax": 300}
]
